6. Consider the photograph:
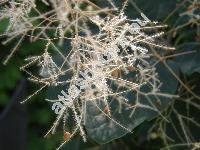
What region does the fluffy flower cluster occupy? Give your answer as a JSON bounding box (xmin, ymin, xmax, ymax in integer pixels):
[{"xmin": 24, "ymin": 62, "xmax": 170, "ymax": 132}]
[
  {"xmin": 42, "ymin": 13, "xmax": 172, "ymax": 149},
  {"xmin": 0, "ymin": 0, "xmax": 35, "ymax": 35},
  {"xmin": 0, "ymin": 1, "xmax": 175, "ymax": 149}
]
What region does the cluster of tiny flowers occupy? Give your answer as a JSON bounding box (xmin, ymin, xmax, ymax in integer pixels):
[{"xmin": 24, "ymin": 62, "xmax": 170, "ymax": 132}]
[{"xmin": 0, "ymin": 1, "xmax": 175, "ymax": 149}]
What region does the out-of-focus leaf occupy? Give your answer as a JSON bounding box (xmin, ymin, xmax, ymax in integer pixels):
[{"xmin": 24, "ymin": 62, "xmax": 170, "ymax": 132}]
[
  {"xmin": 0, "ymin": 93, "xmax": 9, "ymax": 105},
  {"xmin": 126, "ymin": 0, "xmax": 177, "ymax": 22},
  {"xmin": 175, "ymin": 43, "xmax": 200, "ymax": 75},
  {"xmin": 0, "ymin": 18, "xmax": 9, "ymax": 34}
]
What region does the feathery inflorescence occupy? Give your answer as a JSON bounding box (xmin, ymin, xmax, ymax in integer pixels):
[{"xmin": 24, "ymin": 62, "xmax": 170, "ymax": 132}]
[{"xmin": 0, "ymin": 0, "xmax": 176, "ymax": 149}]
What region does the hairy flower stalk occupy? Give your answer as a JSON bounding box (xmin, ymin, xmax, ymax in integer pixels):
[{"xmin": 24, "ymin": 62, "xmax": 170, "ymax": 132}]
[
  {"xmin": 0, "ymin": 0, "xmax": 35, "ymax": 35},
  {"xmin": 0, "ymin": 0, "xmax": 115, "ymax": 64}
]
